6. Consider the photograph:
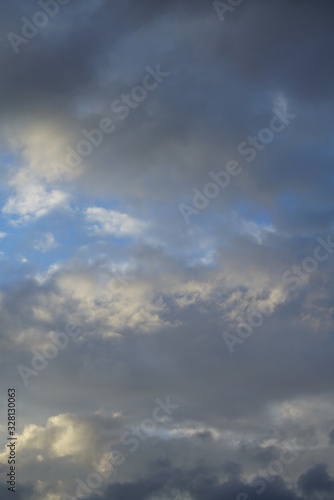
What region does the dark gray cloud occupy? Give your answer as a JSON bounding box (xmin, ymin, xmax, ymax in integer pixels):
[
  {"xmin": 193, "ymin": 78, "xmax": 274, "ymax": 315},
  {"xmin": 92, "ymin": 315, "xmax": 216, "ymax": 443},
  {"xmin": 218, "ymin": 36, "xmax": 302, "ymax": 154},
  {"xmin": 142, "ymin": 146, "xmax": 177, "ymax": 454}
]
[
  {"xmin": 329, "ymin": 428, "xmax": 334, "ymax": 445},
  {"xmin": 298, "ymin": 463, "xmax": 334, "ymax": 496},
  {"xmin": 100, "ymin": 466, "xmax": 304, "ymax": 500}
]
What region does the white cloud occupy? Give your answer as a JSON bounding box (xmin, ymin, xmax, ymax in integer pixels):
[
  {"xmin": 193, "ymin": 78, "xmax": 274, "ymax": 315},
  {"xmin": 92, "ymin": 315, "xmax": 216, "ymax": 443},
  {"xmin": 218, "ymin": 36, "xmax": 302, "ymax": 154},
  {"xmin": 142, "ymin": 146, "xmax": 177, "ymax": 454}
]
[
  {"xmin": 3, "ymin": 180, "xmax": 69, "ymax": 225},
  {"xmin": 35, "ymin": 263, "xmax": 62, "ymax": 284},
  {"xmin": 85, "ymin": 207, "xmax": 146, "ymax": 237},
  {"xmin": 233, "ymin": 215, "xmax": 276, "ymax": 244},
  {"xmin": 0, "ymin": 413, "xmax": 103, "ymax": 464},
  {"xmin": 34, "ymin": 233, "xmax": 57, "ymax": 252}
]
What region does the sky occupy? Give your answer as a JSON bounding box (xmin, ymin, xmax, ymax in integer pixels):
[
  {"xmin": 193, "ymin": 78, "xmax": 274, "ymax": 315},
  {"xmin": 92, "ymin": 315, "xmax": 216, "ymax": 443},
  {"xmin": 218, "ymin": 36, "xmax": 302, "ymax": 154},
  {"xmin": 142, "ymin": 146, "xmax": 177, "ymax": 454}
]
[{"xmin": 1, "ymin": 0, "xmax": 334, "ymax": 499}]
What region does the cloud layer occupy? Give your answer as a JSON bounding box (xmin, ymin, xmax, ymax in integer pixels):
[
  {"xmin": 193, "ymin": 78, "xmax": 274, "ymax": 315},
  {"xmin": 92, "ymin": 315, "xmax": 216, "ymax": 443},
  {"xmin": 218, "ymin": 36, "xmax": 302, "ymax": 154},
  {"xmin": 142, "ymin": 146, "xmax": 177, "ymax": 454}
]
[{"xmin": 0, "ymin": 0, "xmax": 334, "ymax": 499}]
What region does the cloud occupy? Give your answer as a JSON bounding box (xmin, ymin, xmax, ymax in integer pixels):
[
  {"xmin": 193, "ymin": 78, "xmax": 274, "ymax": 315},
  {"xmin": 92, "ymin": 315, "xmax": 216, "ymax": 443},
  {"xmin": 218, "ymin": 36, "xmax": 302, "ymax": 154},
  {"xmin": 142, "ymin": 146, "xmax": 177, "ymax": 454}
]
[
  {"xmin": 0, "ymin": 1, "xmax": 334, "ymax": 498},
  {"xmin": 298, "ymin": 463, "xmax": 334, "ymax": 496},
  {"xmin": 2, "ymin": 175, "xmax": 69, "ymax": 225},
  {"xmin": 85, "ymin": 207, "xmax": 146, "ymax": 237},
  {"xmin": 33, "ymin": 233, "xmax": 57, "ymax": 252}
]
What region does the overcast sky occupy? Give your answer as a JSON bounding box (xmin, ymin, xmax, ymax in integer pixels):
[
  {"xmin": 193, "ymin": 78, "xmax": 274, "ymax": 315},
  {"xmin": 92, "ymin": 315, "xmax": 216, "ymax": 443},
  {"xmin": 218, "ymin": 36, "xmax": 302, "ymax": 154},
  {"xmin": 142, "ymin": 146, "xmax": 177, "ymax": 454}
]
[{"xmin": 1, "ymin": 1, "xmax": 334, "ymax": 499}]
